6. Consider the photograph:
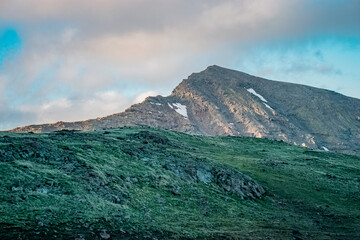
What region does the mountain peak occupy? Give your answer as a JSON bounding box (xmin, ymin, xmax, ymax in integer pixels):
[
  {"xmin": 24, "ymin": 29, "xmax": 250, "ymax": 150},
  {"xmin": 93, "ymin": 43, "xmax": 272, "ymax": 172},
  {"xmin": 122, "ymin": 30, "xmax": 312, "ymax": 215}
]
[
  {"xmin": 203, "ymin": 65, "xmax": 249, "ymax": 75},
  {"xmin": 202, "ymin": 65, "xmax": 239, "ymax": 76},
  {"xmin": 172, "ymin": 65, "xmax": 257, "ymax": 96},
  {"xmin": 204, "ymin": 65, "xmax": 223, "ymax": 71},
  {"xmin": 9, "ymin": 67, "xmax": 360, "ymax": 155}
]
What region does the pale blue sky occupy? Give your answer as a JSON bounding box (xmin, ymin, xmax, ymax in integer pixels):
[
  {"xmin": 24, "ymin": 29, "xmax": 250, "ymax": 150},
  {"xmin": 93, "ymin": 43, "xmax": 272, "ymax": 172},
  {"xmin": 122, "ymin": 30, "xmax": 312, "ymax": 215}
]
[{"xmin": 0, "ymin": 0, "xmax": 359, "ymax": 130}]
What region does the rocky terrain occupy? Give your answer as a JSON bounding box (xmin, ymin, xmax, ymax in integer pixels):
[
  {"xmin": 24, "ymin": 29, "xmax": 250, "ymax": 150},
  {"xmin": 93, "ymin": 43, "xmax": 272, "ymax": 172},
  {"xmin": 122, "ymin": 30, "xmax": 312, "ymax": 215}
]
[
  {"xmin": 1, "ymin": 127, "xmax": 360, "ymax": 239},
  {"xmin": 10, "ymin": 66, "xmax": 360, "ymax": 155}
]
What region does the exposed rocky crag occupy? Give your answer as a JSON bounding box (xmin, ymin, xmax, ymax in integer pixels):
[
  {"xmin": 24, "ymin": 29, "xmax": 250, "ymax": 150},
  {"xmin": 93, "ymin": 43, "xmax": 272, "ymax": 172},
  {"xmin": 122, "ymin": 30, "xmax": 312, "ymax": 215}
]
[{"xmin": 10, "ymin": 65, "xmax": 360, "ymax": 155}]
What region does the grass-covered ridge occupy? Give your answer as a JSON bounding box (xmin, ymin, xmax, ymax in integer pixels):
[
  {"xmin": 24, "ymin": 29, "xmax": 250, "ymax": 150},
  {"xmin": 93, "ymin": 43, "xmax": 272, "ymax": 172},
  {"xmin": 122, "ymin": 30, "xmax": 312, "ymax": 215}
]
[{"xmin": 0, "ymin": 127, "xmax": 359, "ymax": 239}]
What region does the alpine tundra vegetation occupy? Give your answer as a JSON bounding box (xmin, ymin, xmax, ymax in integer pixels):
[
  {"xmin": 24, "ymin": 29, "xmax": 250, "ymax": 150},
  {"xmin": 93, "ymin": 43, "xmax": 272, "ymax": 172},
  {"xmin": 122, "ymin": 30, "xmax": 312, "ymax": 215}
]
[{"xmin": 1, "ymin": 127, "xmax": 359, "ymax": 239}]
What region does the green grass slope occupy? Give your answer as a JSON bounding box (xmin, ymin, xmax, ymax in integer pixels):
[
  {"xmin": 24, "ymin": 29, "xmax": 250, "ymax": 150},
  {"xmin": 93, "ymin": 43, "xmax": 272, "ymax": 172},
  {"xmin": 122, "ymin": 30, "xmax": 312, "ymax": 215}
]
[{"xmin": 0, "ymin": 127, "xmax": 359, "ymax": 239}]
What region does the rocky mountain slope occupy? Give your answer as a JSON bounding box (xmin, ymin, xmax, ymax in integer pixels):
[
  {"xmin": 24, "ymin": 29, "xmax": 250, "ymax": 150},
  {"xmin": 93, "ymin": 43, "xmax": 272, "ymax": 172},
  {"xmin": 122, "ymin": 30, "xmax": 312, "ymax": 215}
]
[
  {"xmin": 10, "ymin": 66, "xmax": 360, "ymax": 155},
  {"xmin": 1, "ymin": 127, "xmax": 359, "ymax": 239}
]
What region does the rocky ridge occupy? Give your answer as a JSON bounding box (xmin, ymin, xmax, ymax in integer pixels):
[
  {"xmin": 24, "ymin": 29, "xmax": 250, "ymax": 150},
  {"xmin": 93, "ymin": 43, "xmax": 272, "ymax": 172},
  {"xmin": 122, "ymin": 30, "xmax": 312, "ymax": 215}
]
[{"xmin": 9, "ymin": 66, "xmax": 360, "ymax": 155}]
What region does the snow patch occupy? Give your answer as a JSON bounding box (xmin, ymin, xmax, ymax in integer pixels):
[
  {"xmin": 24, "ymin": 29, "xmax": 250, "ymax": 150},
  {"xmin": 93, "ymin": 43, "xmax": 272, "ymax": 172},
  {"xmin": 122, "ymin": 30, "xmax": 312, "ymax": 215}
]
[
  {"xmin": 322, "ymin": 146, "xmax": 329, "ymax": 151},
  {"xmin": 229, "ymin": 123, "xmax": 234, "ymax": 125},
  {"xmin": 247, "ymin": 88, "xmax": 268, "ymax": 102},
  {"xmin": 173, "ymin": 103, "xmax": 188, "ymax": 119},
  {"xmin": 263, "ymin": 103, "xmax": 274, "ymax": 111},
  {"xmin": 168, "ymin": 103, "xmax": 188, "ymax": 119},
  {"xmin": 150, "ymin": 102, "xmax": 162, "ymax": 106}
]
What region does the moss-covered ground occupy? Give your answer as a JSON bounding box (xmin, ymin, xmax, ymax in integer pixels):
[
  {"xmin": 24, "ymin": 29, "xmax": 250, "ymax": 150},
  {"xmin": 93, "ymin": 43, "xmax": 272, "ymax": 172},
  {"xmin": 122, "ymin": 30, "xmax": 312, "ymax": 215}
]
[{"xmin": 0, "ymin": 127, "xmax": 359, "ymax": 239}]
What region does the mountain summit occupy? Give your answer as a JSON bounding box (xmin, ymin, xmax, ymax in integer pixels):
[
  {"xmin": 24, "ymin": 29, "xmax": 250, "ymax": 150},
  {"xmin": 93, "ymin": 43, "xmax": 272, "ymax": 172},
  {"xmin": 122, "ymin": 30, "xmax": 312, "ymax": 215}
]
[{"xmin": 10, "ymin": 66, "xmax": 360, "ymax": 155}]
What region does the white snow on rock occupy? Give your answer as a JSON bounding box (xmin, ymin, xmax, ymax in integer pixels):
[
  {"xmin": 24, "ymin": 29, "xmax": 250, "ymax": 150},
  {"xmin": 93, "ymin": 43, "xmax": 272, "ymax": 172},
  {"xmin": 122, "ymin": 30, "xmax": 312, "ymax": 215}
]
[
  {"xmin": 322, "ymin": 146, "xmax": 329, "ymax": 151},
  {"xmin": 168, "ymin": 103, "xmax": 188, "ymax": 119},
  {"xmin": 150, "ymin": 102, "xmax": 162, "ymax": 106},
  {"xmin": 247, "ymin": 88, "xmax": 275, "ymax": 111},
  {"xmin": 173, "ymin": 103, "xmax": 188, "ymax": 119},
  {"xmin": 247, "ymin": 88, "xmax": 268, "ymax": 102},
  {"xmin": 263, "ymin": 103, "xmax": 274, "ymax": 111}
]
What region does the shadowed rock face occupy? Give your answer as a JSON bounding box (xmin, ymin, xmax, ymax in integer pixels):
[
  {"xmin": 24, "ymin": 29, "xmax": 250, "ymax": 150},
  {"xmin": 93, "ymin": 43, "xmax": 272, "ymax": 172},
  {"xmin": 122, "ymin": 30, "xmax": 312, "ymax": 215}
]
[
  {"xmin": 163, "ymin": 161, "xmax": 265, "ymax": 200},
  {"xmin": 9, "ymin": 65, "xmax": 360, "ymax": 155}
]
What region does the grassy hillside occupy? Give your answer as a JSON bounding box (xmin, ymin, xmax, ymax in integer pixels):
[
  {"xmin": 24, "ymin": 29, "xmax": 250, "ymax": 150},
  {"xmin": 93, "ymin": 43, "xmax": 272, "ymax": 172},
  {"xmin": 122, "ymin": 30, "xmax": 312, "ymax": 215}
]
[{"xmin": 0, "ymin": 127, "xmax": 359, "ymax": 239}]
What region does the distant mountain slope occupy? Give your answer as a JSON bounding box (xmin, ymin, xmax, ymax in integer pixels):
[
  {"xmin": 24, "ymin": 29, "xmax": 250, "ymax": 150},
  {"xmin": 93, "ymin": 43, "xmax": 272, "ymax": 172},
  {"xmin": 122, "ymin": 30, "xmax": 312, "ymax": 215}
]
[{"xmin": 10, "ymin": 66, "xmax": 360, "ymax": 155}]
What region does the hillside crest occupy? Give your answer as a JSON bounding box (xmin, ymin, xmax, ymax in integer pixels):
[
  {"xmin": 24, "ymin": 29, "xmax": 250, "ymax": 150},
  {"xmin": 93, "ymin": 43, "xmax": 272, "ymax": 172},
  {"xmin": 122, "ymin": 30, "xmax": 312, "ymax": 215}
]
[{"xmin": 9, "ymin": 66, "xmax": 360, "ymax": 155}]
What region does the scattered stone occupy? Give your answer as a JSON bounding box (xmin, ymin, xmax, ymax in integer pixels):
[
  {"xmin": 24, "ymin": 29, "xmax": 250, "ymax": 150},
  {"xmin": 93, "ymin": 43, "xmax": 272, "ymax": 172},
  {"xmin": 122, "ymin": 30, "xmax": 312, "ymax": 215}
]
[
  {"xmin": 128, "ymin": 131, "xmax": 169, "ymax": 145},
  {"xmin": 172, "ymin": 186, "xmax": 181, "ymax": 196},
  {"xmin": 36, "ymin": 187, "xmax": 48, "ymax": 194},
  {"xmin": 196, "ymin": 167, "xmax": 213, "ymax": 184},
  {"xmin": 75, "ymin": 235, "xmax": 85, "ymax": 240},
  {"xmin": 100, "ymin": 230, "xmax": 110, "ymax": 239},
  {"xmin": 11, "ymin": 186, "xmax": 23, "ymax": 191},
  {"xmin": 157, "ymin": 195, "xmax": 166, "ymax": 204},
  {"xmin": 141, "ymin": 157, "xmax": 150, "ymax": 162},
  {"xmin": 131, "ymin": 177, "xmax": 138, "ymax": 183}
]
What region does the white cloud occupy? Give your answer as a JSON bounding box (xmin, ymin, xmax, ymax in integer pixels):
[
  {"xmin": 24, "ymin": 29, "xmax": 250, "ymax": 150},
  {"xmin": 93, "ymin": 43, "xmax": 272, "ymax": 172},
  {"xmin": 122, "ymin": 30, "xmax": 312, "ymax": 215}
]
[
  {"xmin": 2, "ymin": 0, "xmax": 359, "ymax": 88},
  {"xmin": 61, "ymin": 28, "xmax": 78, "ymax": 44},
  {"xmin": 0, "ymin": 0, "xmax": 359, "ymax": 129},
  {"xmin": 134, "ymin": 90, "xmax": 159, "ymax": 104},
  {"xmin": 15, "ymin": 90, "xmax": 131, "ymax": 124},
  {"xmin": 41, "ymin": 98, "xmax": 72, "ymax": 110},
  {"xmin": 0, "ymin": 89, "xmax": 164, "ymax": 129}
]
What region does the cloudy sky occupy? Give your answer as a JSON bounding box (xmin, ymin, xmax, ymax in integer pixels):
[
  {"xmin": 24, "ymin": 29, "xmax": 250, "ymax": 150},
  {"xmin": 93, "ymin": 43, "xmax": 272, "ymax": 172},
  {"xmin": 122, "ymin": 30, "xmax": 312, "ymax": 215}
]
[{"xmin": 0, "ymin": 0, "xmax": 359, "ymax": 130}]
